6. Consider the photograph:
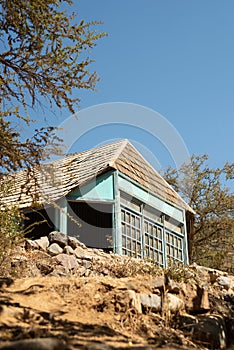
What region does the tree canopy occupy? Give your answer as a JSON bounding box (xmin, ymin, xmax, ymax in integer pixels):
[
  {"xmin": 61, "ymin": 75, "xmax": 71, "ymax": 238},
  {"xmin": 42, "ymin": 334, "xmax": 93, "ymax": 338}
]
[
  {"xmin": 164, "ymin": 155, "xmax": 234, "ymax": 272},
  {"xmin": 0, "ymin": 0, "xmax": 105, "ymax": 176},
  {"xmin": 0, "ymin": 0, "xmax": 105, "ymax": 271}
]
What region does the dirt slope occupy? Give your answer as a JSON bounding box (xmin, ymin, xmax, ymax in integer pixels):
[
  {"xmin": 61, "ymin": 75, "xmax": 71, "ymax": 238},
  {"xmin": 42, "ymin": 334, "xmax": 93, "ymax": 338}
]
[
  {"xmin": 0, "ymin": 237, "xmax": 234, "ymax": 349},
  {"xmin": 0, "ymin": 275, "xmax": 189, "ymax": 349}
]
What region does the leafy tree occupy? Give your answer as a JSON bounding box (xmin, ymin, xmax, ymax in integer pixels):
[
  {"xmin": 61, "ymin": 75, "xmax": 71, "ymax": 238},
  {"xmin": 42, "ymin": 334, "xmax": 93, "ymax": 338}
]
[
  {"xmin": 0, "ymin": 0, "xmax": 105, "ymax": 176},
  {"xmin": 164, "ymin": 155, "xmax": 234, "ymax": 271},
  {"xmin": 0, "ymin": 0, "xmax": 105, "ymax": 273}
]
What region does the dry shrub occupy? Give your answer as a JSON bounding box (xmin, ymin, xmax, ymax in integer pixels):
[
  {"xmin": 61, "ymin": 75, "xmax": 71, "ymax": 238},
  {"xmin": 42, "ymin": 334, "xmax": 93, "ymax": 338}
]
[
  {"xmin": 0, "ymin": 182, "xmax": 25, "ymax": 276},
  {"xmin": 93, "ymin": 255, "xmax": 161, "ymax": 278}
]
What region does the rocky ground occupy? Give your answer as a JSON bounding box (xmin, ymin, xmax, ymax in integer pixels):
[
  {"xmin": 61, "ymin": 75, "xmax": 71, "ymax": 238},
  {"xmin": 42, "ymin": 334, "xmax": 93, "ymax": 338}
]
[{"xmin": 0, "ymin": 231, "xmax": 233, "ymax": 350}]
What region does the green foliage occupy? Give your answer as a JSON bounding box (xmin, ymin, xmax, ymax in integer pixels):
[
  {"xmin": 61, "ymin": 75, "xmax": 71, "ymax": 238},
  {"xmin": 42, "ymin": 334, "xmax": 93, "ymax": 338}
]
[
  {"xmin": 0, "ymin": 182, "xmax": 24, "ymax": 275},
  {"xmin": 0, "ymin": 119, "xmax": 63, "ymax": 175},
  {"xmin": 164, "ymin": 155, "xmax": 234, "ymax": 271},
  {"xmin": 0, "ymin": 0, "xmax": 105, "ymax": 116},
  {"xmin": 0, "ymin": 1, "xmax": 105, "ymax": 272},
  {"xmin": 0, "ymin": 0, "xmax": 105, "ymax": 176}
]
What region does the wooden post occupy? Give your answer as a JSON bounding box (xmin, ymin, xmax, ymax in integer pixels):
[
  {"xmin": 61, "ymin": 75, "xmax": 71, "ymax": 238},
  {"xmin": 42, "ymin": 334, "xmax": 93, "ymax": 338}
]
[
  {"xmin": 54, "ymin": 205, "xmax": 60, "ymax": 231},
  {"xmin": 113, "ymin": 172, "xmax": 122, "ymax": 254},
  {"xmin": 162, "ymin": 214, "xmax": 167, "ymax": 268},
  {"xmin": 58, "ymin": 197, "xmax": 67, "ymax": 234},
  {"xmin": 183, "ymin": 210, "xmax": 189, "ymax": 265}
]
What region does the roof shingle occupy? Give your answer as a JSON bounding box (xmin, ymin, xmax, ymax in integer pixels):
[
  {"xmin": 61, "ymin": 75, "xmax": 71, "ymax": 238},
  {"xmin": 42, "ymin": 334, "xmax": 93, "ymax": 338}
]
[{"xmin": 1, "ymin": 139, "xmax": 195, "ymax": 214}]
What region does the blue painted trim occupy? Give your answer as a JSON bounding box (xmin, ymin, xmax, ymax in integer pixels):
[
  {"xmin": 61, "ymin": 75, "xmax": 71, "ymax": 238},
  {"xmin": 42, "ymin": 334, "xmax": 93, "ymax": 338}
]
[
  {"xmin": 141, "ymin": 204, "xmax": 145, "ymax": 259},
  {"xmin": 54, "ymin": 205, "xmax": 60, "ymax": 231},
  {"xmin": 161, "ymin": 214, "xmax": 167, "ymax": 268},
  {"xmin": 113, "ymin": 171, "xmax": 122, "ymax": 254},
  {"xmin": 118, "ymin": 173, "xmax": 184, "ymax": 224},
  {"xmin": 182, "ymin": 210, "xmax": 189, "ymax": 265},
  {"xmin": 67, "ymin": 171, "xmax": 114, "ymax": 202},
  {"xmin": 57, "ymin": 197, "xmax": 67, "ymax": 234}
]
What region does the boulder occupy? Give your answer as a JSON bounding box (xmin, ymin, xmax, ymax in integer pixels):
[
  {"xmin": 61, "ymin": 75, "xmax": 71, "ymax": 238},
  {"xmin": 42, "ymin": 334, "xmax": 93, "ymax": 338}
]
[
  {"xmin": 53, "ymin": 253, "xmax": 79, "ymax": 273},
  {"xmin": 140, "ymin": 293, "xmax": 161, "ymax": 312},
  {"xmin": 68, "ymin": 236, "xmax": 86, "ymax": 249},
  {"xmin": 34, "ymin": 236, "xmax": 49, "ymax": 251},
  {"xmin": 25, "ymin": 239, "xmax": 39, "ymax": 250},
  {"xmin": 47, "ymin": 243, "xmax": 63, "ymax": 256},
  {"xmin": 217, "ymin": 276, "xmax": 231, "ymax": 290},
  {"xmin": 167, "ymin": 294, "xmax": 184, "ymax": 313},
  {"xmin": 48, "ymin": 231, "xmax": 68, "ymax": 248},
  {"xmin": 63, "ymin": 245, "xmax": 74, "ymax": 255},
  {"xmin": 127, "ymin": 290, "xmax": 142, "ymax": 313},
  {"xmin": 74, "ymin": 246, "xmax": 93, "ymax": 260},
  {"xmin": 82, "ymin": 260, "xmax": 92, "ymax": 269}
]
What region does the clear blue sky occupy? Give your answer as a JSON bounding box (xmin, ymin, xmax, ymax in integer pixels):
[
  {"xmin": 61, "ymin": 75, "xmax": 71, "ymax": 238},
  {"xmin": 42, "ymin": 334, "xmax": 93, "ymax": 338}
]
[
  {"xmin": 63, "ymin": 0, "xmax": 234, "ymax": 172},
  {"xmin": 13, "ymin": 1, "xmax": 233, "ymax": 178}
]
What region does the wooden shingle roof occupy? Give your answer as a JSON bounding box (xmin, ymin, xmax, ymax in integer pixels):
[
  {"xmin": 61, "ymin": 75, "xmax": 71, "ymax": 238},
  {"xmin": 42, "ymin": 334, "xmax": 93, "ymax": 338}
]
[{"xmin": 1, "ymin": 139, "xmax": 195, "ymax": 214}]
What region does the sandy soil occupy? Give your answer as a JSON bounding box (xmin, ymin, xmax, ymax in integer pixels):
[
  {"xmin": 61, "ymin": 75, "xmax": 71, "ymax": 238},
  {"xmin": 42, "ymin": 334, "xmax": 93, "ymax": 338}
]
[{"xmin": 0, "ymin": 275, "xmax": 196, "ymax": 349}]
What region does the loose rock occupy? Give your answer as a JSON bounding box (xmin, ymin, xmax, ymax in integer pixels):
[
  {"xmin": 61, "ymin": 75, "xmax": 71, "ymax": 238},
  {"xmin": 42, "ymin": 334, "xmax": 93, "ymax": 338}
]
[
  {"xmin": 48, "ymin": 231, "xmax": 68, "ymax": 248},
  {"xmin": 140, "ymin": 293, "xmax": 161, "ymax": 312},
  {"xmin": 127, "ymin": 290, "xmax": 142, "ymax": 313},
  {"xmin": 167, "ymin": 293, "xmax": 184, "ymax": 313},
  {"xmin": 74, "ymin": 246, "xmax": 93, "ymax": 260},
  {"xmin": 63, "ymin": 245, "xmax": 74, "ymax": 255},
  {"xmin": 217, "ymin": 276, "xmax": 231, "ymax": 290},
  {"xmin": 68, "ymin": 236, "xmax": 86, "ymax": 249},
  {"xmin": 34, "ymin": 236, "xmax": 49, "ymax": 251},
  {"xmin": 47, "ymin": 243, "xmax": 63, "ymax": 256},
  {"xmin": 53, "ymin": 253, "xmax": 79, "ymax": 272}
]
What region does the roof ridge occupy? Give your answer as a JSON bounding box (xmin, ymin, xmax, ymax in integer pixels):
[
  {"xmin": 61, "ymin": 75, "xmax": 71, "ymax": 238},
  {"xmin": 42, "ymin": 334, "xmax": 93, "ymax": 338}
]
[
  {"xmin": 41, "ymin": 139, "xmax": 127, "ymax": 165},
  {"xmin": 108, "ymin": 139, "xmax": 129, "ymax": 167}
]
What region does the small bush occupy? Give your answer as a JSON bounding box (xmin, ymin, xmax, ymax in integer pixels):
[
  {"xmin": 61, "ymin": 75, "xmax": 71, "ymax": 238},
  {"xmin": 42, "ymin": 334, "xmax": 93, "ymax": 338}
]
[
  {"xmin": 0, "ymin": 182, "xmax": 25, "ymax": 276},
  {"xmin": 164, "ymin": 260, "xmax": 195, "ymax": 283},
  {"xmin": 93, "ymin": 255, "xmax": 161, "ymax": 278}
]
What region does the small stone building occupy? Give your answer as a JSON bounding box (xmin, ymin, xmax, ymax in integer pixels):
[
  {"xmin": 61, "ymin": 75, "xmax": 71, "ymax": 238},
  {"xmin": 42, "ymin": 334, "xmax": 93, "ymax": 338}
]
[{"xmin": 2, "ymin": 139, "xmax": 195, "ymax": 267}]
